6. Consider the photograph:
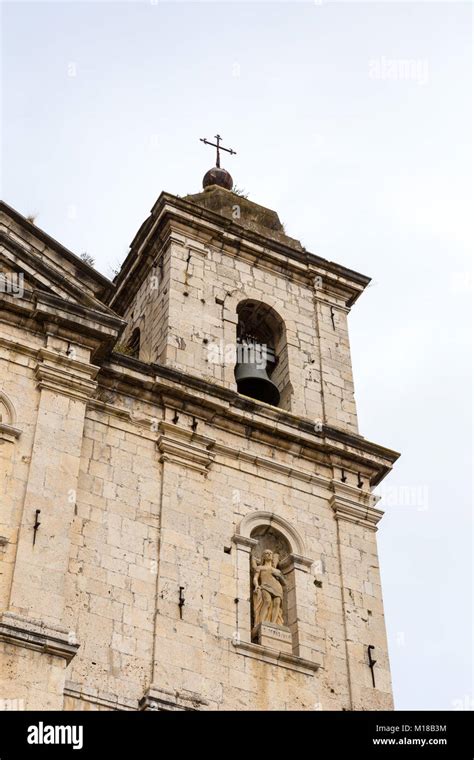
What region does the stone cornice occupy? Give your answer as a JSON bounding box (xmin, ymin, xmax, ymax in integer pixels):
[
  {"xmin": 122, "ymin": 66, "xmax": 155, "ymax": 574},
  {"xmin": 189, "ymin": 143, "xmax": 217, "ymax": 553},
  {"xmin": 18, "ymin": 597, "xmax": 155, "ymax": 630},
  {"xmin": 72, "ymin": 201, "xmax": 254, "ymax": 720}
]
[
  {"xmin": 0, "ymin": 201, "xmax": 114, "ymax": 298},
  {"xmin": 33, "ymin": 291, "xmax": 123, "ymax": 331},
  {"xmin": 157, "ymin": 193, "xmax": 370, "ymax": 290},
  {"xmin": 0, "ymin": 233, "xmax": 110, "ymax": 314},
  {"xmin": 64, "ymin": 681, "xmax": 136, "ymax": 711},
  {"xmin": 100, "ymin": 356, "xmax": 399, "ymax": 487},
  {"xmin": 109, "ymin": 191, "xmax": 371, "ymax": 313},
  {"xmin": 0, "ymin": 612, "xmax": 79, "ymax": 662},
  {"xmin": 213, "ymin": 442, "xmax": 329, "ymax": 488},
  {"xmin": 0, "ymin": 289, "xmax": 125, "ymax": 362}
]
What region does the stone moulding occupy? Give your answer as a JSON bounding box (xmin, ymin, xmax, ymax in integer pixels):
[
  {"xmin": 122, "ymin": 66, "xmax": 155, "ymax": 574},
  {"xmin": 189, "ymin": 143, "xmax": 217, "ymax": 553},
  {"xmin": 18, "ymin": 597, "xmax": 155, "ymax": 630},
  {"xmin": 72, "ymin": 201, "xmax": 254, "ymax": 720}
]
[
  {"xmin": 213, "ymin": 441, "xmax": 329, "ymax": 488},
  {"xmin": 101, "ymin": 357, "xmax": 400, "ymax": 487},
  {"xmin": 139, "ymin": 685, "xmax": 208, "ymax": 712},
  {"xmin": 330, "ymin": 481, "xmax": 384, "ymax": 531},
  {"xmin": 0, "ymin": 202, "xmax": 113, "ymax": 298},
  {"xmin": 107, "ymin": 189, "xmax": 372, "ymax": 320},
  {"xmin": 0, "ymin": 421, "xmax": 21, "ymax": 443},
  {"xmin": 0, "ymin": 612, "xmax": 79, "ymax": 663},
  {"xmin": 64, "ymin": 681, "xmax": 136, "ymax": 712},
  {"xmin": 232, "ymin": 640, "xmax": 321, "ymax": 676}
]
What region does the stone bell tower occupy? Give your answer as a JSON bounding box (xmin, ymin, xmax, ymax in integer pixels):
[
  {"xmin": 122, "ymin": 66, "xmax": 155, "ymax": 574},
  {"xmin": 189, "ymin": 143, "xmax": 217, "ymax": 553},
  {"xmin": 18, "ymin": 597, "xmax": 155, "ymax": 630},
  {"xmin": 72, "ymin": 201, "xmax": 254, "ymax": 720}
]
[
  {"xmin": 0, "ymin": 140, "xmax": 399, "ymax": 711},
  {"xmin": 104, "ymin": 142, "xmax": 400, "ymax": 711}
]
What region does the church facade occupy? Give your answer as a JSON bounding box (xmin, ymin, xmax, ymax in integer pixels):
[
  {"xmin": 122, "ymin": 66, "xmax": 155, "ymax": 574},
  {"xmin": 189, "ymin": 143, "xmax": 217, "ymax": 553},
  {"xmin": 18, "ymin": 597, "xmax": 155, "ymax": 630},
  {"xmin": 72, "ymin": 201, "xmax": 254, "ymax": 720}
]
[{"xmin": 0, "ymin": 165, "xmax": 399, "ymax": 711}]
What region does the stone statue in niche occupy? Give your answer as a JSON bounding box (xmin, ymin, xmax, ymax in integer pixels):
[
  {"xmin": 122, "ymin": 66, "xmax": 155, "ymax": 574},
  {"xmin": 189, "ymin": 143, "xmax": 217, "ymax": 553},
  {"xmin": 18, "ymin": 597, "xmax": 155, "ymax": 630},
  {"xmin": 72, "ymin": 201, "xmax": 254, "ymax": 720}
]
[{"xmin": 251, "ymin": 549, "xmax": 286, "ymax": 627}]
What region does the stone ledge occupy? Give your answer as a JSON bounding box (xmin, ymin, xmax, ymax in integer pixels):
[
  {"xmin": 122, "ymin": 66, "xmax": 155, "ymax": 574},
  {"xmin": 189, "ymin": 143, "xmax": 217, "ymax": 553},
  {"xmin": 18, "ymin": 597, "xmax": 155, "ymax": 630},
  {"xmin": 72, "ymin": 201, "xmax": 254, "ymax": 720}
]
[
  {"xmin": 330, "ymin": 482, "xmax": 384, "ymax": 531},
  {"xmin": 157, "ymin": 421, "xmax": 215, "ymax": 473},
  {"xmin": 0, "ymin": 422, "xmax": 21, "ymax": 443},
  {"xmin": 232, "ymin": 640, "xmax": 322, "ymax": 676},
  {"xmin": 139, "ymin": 685, "xmax": 208, "ymax": 712},
  {"xmin": 64, "ymin": 681, "xmax": 136, "ymax": 711},
  {"xmin": 0, "ymin": 612, "xmax": 79, "ymax": 663},
  {"xmin": 103, "ymin": 356, "xmax": 399, "ymax": 488}
]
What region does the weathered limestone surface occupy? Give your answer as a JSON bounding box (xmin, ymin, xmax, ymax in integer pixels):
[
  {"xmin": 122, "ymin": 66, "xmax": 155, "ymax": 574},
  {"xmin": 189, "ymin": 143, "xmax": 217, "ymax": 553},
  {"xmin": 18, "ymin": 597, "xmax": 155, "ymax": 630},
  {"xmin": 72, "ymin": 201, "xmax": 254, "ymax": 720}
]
[{"xmin": 0, "ymin": 193, "xmax": 398, "ymax": 711}]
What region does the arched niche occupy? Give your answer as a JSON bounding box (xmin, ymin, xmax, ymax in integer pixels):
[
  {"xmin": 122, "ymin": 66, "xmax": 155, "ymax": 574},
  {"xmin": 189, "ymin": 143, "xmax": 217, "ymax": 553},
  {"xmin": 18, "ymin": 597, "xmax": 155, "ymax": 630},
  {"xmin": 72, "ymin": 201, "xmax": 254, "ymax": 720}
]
[
  {"xmin": 232, "ymin": 511, "xmax": 314, "ymax": 658},
  {"xmin": 249, "ymin": 524, "xmax": 292, "ymax": 636}
]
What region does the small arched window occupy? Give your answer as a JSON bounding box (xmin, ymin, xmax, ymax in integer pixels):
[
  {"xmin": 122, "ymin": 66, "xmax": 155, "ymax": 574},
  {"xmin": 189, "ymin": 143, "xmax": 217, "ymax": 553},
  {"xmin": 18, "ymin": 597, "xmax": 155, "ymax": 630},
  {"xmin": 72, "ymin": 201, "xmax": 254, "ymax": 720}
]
[{"xmin": 127, "ymin": 327, "xmax": 140, "ymax": 359}]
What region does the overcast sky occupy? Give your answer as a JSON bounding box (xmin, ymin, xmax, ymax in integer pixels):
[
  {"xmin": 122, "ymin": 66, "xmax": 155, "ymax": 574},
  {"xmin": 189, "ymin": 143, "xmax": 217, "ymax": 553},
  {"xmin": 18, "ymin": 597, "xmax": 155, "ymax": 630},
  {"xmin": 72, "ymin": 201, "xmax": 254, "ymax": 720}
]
[{"xmin": 2, "ymin": 1, "xmax": 472, "ymax": 711}]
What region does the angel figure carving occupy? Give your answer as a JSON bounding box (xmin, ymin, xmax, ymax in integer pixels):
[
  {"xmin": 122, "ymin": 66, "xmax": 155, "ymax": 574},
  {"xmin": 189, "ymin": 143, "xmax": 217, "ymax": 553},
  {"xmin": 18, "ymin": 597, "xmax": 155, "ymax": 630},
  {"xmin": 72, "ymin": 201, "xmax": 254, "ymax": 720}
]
[{"xmin": 252, "ymin": 549, "xmax": 286, "ymax": 627}]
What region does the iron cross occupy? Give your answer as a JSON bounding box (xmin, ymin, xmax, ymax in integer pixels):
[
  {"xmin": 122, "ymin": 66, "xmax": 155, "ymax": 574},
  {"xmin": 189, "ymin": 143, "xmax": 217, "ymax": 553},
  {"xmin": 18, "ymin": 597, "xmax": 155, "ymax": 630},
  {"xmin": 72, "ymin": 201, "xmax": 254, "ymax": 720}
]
[{"xmin": 200, "ymin": 134, "xmax": 236, "ymax": 168}]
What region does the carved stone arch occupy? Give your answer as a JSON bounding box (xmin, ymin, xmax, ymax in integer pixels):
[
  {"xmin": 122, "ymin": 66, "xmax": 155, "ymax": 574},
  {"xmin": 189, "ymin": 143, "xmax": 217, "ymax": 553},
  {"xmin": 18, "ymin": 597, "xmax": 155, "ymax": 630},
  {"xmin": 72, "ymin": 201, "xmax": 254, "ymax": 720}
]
[
  {"xmin": 0, "ymin": 391, "xmax": 21, "ymax": 442},
  {"xmin": 225, "ymin": 287, "xmax": 289, "ymax": 326},
  {"xmin": 0, "ymin": 391, "xmax": 17, "ymax": 426},
  {"xmin": 236, "ymin": 510, "xmax": 306, "ymax": 557}
]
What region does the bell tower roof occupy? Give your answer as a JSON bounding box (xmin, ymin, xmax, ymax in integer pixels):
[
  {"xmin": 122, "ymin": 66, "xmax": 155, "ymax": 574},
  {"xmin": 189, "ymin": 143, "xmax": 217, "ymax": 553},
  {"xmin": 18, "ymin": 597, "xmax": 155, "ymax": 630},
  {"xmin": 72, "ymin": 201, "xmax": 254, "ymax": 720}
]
[
  {"xmin": 195, "ymin": 132, "xmax": 301, "ymax": 245},
  {"xmin": 183, "ymin": 185, "xmax": 305, "ymax": 251}
]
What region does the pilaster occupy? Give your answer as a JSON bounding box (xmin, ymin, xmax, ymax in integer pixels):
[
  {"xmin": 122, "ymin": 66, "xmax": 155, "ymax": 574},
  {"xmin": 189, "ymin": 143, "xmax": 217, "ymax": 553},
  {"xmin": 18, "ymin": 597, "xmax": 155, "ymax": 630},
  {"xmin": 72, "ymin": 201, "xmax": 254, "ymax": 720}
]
[
  {"xmin": 8, "ymin": 348, "xmax": 98, "ymax": 625},
  {"xmin": 331, "ymin": 481, "xmax": 393, "ymax": 710}
]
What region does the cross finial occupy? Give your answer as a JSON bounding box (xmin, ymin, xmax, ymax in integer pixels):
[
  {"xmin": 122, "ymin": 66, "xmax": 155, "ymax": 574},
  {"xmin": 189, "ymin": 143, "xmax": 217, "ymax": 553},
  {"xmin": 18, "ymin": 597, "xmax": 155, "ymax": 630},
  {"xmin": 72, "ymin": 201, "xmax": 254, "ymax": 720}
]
[{"xmin": 200, "ymin": 134, "xmax": 236, "ymax": 169}]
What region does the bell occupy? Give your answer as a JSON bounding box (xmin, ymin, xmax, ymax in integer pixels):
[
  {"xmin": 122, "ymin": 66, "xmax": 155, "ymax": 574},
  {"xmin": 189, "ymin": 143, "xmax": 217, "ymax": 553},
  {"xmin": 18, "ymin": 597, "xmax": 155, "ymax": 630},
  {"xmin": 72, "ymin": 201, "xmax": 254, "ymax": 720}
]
[{"xmin": 235, "ymin": 353, "xmax": 280, "ymax": 407}]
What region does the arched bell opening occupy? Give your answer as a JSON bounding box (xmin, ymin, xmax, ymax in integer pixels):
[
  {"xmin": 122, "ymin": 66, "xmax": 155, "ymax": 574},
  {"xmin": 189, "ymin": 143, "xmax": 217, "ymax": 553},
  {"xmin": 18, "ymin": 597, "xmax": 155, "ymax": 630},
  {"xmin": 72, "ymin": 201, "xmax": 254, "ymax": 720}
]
[{"xmin": 235, "ymin": 300, "xmax": 290, "ymax": 409}]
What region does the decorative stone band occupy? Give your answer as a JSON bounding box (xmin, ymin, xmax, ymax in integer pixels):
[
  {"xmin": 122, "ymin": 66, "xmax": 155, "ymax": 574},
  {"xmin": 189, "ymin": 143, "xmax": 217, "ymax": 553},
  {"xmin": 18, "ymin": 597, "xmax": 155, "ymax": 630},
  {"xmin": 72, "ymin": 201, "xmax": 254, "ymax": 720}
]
[
  {"xmin": 156, "ymin": 421, "xmax": 215, "ymax": 473},
  {"xmin": 34, "ymin": 349, "xmax": 99, "ymax": 402},
  {"xmin": 330, "ymin": 481, "xmax": 384, "ymax": 531},
  {"xmin": 139, "ymin": 685, "xmax": 209, "ymax": 712},
  {"xmin": 0, "ymin": 612, "xmax": 79, "ymax": 663},
  {"xmin": 105, "ymin": 356, "xmax": 400, "ymax": 488},
  {"xmin": 232, "ymin": 640, "xmax": 321, "ymax": 676}
]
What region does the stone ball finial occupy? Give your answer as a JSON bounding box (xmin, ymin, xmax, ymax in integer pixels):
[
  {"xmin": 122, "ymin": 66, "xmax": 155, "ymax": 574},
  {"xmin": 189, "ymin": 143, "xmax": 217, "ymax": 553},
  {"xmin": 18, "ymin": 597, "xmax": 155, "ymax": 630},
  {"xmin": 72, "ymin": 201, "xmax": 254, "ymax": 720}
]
[{"xmin": 202, "ymin": 166, "xmax": 233, "ymax": 191}]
